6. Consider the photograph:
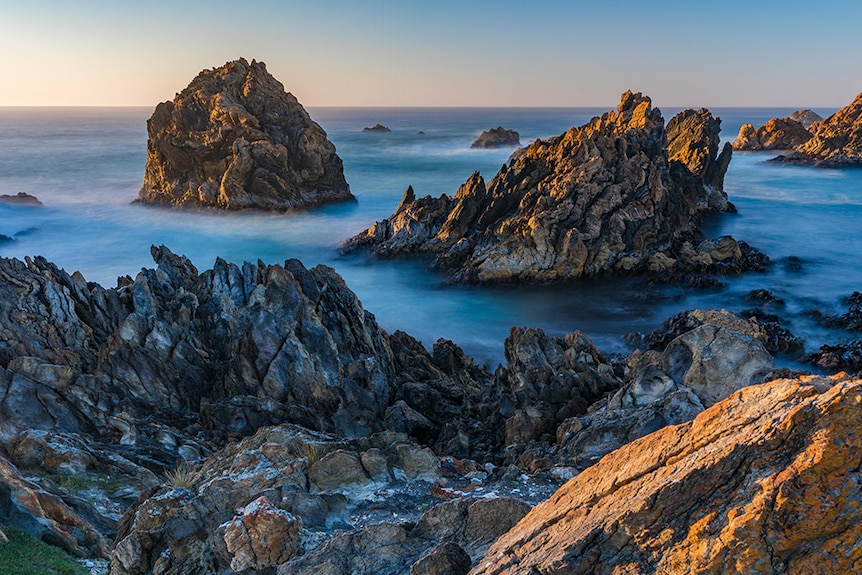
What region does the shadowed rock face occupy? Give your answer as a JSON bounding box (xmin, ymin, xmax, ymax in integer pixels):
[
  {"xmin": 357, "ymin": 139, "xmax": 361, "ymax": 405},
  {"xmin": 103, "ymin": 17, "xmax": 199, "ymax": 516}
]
[
  {"xmin": 771, "ymin": 92, "xmax": 862, "ymax": 166},
  {"xmin": 472, "ymin": 374, "xmax": 862, "ymax": 575},
  {"xmin": 789, "ymin": 109, "xmax": 823, "ymax": 129},
  {"xmin": 343, "ymin": 91, "xmax": 760, "ymax": 284},
  {"xmin": 470, "ymin": 127, "xmax": 520, "ymax": 149},
  {"xmin": 139, "ymin": 58, "xmax": 352, "ymax": 210}
]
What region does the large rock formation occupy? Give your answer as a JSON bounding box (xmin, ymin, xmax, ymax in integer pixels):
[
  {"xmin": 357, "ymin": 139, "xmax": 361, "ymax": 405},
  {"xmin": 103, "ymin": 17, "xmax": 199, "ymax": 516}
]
[
  {"xmin": 343, "ymin": 91, "xmax": 763, "ymax": 284},
  {"xmin": 472, "ymin": 374, "xmax": 862, "ymax": 575},
  {"xmin": 138, "ymin": 58, "xmax": 353, "ymax": 210},
  {"xmin": 470, "ymin": 127, "xmax": 520, "ymax": 149},
  {"xmin": 772, "ymin": 92, "xmax": 862, "ymax": 165},
  {"xmin": 732, "ymin": 117, "xmax": 813, "ymax": 151}
]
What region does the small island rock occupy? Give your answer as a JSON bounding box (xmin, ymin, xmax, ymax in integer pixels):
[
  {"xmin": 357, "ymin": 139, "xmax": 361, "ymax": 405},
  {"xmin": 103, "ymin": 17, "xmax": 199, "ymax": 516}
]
[
  {"xmin": 470, "ymin": 127, "xmax": 520, "ymax": 149},
  {"xmin": 0, "ymin": 192, "xmax": 43, "ymax": 206},
  {"xmin": 138, "ymin": 58, "xmax": 353, "ymax": 210},
  {"xmin": 362, "ymin": 123, "xmax": 392, "ymax": 132}
]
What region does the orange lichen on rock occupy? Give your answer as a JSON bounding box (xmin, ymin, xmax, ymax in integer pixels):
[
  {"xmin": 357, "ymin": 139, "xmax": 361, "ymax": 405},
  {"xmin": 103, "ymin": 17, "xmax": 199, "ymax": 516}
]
[{"xmin": 471, "ymin": 374, "xmax": 862, "ymax": 575}]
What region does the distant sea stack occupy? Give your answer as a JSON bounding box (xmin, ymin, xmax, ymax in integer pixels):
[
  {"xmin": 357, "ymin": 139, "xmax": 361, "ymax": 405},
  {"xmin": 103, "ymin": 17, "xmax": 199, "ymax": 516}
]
[
  {"xmin": 471, "ymin": 127, "xmax": 520, "ymax": 148},
  {"xmin": 138, "ymin": 58, "xmax": 353, "ymax": 210},
  {"xmin": 362, "ymin": 123, "xmax": 391, "ymax": 132},
  {"xmin": 733, "ymin": 117, "xmax": 813, "ymax": 151},
  {"xmin": 772, "ymin": 92, "xmax": 862, "ymax": 166},
  {"xmin": 343, "ymin": 91, "xmax": 763, "ymax": 285},
  {"xmin": 789, "ymin": 109, "xmax": 823, "ymax": 129}
]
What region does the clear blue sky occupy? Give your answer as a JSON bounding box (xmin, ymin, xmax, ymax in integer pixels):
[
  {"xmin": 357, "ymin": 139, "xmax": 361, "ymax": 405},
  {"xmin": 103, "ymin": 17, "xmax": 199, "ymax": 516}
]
[{"xmin": 1, "ymin": 0, "xmax": 860, "ymax": 107}]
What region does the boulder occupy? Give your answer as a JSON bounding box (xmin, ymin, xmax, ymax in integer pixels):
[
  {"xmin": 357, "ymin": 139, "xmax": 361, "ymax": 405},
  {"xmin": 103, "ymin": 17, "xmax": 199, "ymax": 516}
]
[
  {"xmin": 471, "ymin": 374, "xmax": 862, "ymax": 574},
  {"xmin": 772, "ymin": 91, "xmax": 862, "ymax": 165},
  {"xmin": 732, "ymin": 117, "xmax": 812, "ymax": 151},
  {"xmin": 470, "ymin": 127, "xmax": 520, "ymax": 149},
  {"xmin": 344, "ymin": 91, "xmax": 761, "ymax": 285},
  {"xmin": 139, "ymin": 58, "xmax": 353, "ymax": 210}
]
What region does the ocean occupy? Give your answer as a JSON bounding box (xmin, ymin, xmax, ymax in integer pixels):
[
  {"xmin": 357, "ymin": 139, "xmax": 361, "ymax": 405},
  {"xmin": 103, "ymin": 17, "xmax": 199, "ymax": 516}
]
[{"xmin": 1, "ymin": 105, "xmax": 859, "ymax": 367}]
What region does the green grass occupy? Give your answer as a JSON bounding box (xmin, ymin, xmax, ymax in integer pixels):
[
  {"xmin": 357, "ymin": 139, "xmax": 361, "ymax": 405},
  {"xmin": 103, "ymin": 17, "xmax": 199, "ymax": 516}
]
[{"xmin": 0, "ymin": 528, "xmax": 88, "ymax": 575}]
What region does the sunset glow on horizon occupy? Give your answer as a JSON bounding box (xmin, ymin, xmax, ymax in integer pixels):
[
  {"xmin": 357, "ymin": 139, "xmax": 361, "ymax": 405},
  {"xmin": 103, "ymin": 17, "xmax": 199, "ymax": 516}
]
[{"xmin": 2, "ymin": 0, "xmax": 861, "ymax": 108}]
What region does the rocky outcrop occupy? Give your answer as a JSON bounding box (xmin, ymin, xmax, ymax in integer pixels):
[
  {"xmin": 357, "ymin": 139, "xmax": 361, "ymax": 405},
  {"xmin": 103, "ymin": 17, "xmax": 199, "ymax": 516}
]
[
  {"xmin": 0, "ymin": 192, "xmax": 42, "ymax": 205},
  {"xmin": 789, "ymin": 109, "xmax": 824, "ymax": 129},
  {"xmin": 472, "ymin": 374, "xmax": 862, "ymax": 575},
  {"xmin": 110, "ymin": 424, "xmax": 535, "ymax": 575},
  {"xmin": 732, "ymin": 117, "xmax": 813, "ymax": 151},
  {"xmin": 362, "ymin": 123, "xmax": 391, "ymax": 132},
  {"xmin": 470, "ymin": 127, "xmax": 520, "ymax": 149},
  {"xmin": 138, "ymin": 58, "xmax": 352, "ymax": 210},
  {"xmin": 772, "ymin": 92, "xmax": 862, "ymax": 165},
  {"xmin": 343, "ymin": 91, "xmax": 762, "ymax": 285}
]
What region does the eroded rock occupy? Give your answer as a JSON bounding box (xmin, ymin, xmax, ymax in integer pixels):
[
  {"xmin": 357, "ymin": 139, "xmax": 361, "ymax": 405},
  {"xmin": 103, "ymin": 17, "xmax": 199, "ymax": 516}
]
[
  {"xmin": 470, "ymin": 127, "xmax": 520, "ymax": 149},
  {"xmin": 139, "ymin": 58, "xmax": 352, "ymax": 210}
]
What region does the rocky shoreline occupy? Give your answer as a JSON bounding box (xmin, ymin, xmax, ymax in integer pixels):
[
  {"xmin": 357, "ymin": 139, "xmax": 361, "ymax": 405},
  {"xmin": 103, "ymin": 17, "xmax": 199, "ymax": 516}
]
[{"xmin": 0, "ymin": 246, "xmax": 858, "ymax": 574}]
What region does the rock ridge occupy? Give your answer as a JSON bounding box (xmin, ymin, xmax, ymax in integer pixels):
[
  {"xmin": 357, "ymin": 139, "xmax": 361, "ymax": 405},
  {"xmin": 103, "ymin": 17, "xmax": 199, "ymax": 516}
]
[{"xmin": 343, "ymin": 91, "xmax": 763, "ymax": 285}]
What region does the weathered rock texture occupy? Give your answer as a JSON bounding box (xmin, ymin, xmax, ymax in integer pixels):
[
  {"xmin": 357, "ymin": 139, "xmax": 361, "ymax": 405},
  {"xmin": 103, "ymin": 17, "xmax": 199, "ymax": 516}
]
[
  {"xmin": 0, "ymin": 192, "xmax": 42, "ymax": 205},
  {"xmin": 139, "ymin": 58, "xmax": 352, "ymax": 210},
  {"xmin": 470, "ymin": 127, "xmax": 520, "ymax": 149},
  {"xmin": 732, "ymin": 117, "xmax": 813, "ymax": 151},
  {"xmin": 344, "ymin": 91, "xmax": 763, "ymax": 284},
  {"xmin": 772, "ymin": 92, "xmax": 862, "ymax": 165},
  {"xmin": 472, "ymin": 374, "xmax": 862, "ymax": 574}
]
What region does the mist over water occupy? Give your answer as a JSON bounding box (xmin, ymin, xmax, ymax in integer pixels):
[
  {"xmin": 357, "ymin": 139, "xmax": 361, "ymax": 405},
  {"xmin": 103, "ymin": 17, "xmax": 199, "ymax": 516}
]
[{"xmin": 0, "ymin": 105, "xmax": 857, "ymax": 367}]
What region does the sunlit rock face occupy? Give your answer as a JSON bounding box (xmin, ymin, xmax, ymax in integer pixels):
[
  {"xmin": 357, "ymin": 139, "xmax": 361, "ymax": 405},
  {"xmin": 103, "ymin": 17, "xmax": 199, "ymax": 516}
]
[
  {"xmin": 343, "ymin": 91, "xmax": 762, "ymax": 285},
  {"xmin": 732, "ymin": 117, "xmax": 813, "ymax": 151},
  {"xmin": 771, "ymin": 92, "xmax": 862, "ymax": 166},
  {"xmin": 139, "ymin": 58, "xmax": 352, "ymax": 210},
  {"xmin": 472, "ymin": 374, "xmax": 862, "ymax": 575}
]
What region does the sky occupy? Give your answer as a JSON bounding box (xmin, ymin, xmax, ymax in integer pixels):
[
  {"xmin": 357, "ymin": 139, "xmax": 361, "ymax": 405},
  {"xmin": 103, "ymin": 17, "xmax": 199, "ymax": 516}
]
[{"xmin": 1, "ymin": 0, "xmax": 861, "ymax": 108}]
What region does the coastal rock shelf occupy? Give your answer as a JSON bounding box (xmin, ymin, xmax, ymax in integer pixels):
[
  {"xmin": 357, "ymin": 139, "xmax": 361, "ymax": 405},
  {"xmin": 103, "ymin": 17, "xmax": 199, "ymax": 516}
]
[
  {"xmin": 138, "ymin": 58, "xmax": 353, "ymax": 210},
  {"xmin": 775, "ymin": 91, "xmax": 862, "ymax": 165},
  {"xmin": 343, "ymin": 91, "xmax": 764, "ymax": 284}
]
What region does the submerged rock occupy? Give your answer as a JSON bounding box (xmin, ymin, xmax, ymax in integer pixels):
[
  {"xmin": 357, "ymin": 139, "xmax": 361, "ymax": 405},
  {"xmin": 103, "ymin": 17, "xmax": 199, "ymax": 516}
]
[
  {"xmin": 138, "ymin": 58, "xmax": 352, "ymax": 210},
  {"xmin": 472, "ymin": 374, "xmax": 862, "ymax": 574},
  {"xmin": 343, "ymin": 91, "xmax": 761, "ymax": 285},
  {"xmin": 470, "ymin": 127, "xmax": 520, "ymax": 149},
  {"xmin": 772, "ymin": 92, "xmax": 862, "ymax": 166}
]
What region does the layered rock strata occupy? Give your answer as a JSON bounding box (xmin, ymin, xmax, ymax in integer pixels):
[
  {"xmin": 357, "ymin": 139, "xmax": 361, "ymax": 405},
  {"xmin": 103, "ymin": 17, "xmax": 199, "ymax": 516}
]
[
  {"xmin": 138, "ymin": 58, "xmax": 352, "ymax": 210},
  {"xmin": 772, "ymin": 92, "xmax": 862, "ymax": 165},
  {"xmin": 343, "ymin": 91, "xmax": 763, "ymax": 284},
  {"xmin": 472, "ymin": 373, "xmax": 862, "ymax": 575}
]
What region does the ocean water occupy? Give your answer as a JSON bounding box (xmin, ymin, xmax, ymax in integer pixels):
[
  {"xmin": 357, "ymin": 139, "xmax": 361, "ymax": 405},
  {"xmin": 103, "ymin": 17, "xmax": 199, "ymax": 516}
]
[{"xmin": 0, "ymin": 105, "xmax": 858, "ymax": 367}]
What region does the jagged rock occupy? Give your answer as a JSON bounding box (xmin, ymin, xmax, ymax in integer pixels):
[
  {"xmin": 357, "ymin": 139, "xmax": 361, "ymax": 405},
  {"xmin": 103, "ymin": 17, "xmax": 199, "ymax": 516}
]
[
  {"xmin": 732, "ymin": 117, "xmax": 812, "ymax": 150},
  {"xmin": 472, "ymin": 374, "xmax": 862, "ymax": 574},
  {"xmin": 138, "ymin": 58, "xmax": 352, "ymax": 210},
  {"xmin": 362, "ymin": 123, "xmax": 391, "ymax": 132},
  {"xmin": 805, "ymin": 341, "xmax": 862, "ymax": 372},
  {"xmin": 223, "ymin": 497, "xmax": 303, "ymax": 571},
  {"xmin": 343, "ymin": 91, "xmax": 761, "ymax": 285},
  {"xmin": 789, "ymin": 109, "xmax": 824, "ymax": 129},
  {"xmin": 470, "ymin": 127, "xmax": 520, "ymax": 149},
  {"xmin": 666, "ymin": 108, "xmax": 732, "ymax": 200},
  {"xmin": 410, "ymin": 542, "xmax": 472, "ymax": 575},
  {"xmin": 772, "ymin": 92, "xmax": 862, "ymax": 165},
  {"xmin": 0, "ymin": 192, "xmax": 42, "ymax": 205}
]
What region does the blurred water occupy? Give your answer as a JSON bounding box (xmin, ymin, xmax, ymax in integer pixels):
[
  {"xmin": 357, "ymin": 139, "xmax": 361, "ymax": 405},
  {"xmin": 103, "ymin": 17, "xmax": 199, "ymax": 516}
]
[{"xmin": 0, "ymin": 105, "xmax": 857, "ymax": 367}]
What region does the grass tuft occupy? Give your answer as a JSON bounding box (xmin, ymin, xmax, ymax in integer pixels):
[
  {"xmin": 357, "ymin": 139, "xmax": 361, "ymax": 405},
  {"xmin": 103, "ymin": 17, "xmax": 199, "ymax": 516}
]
[
  {"xmin": 164, "ymin": 460, "xmax": 204, "ymax": 489},
  {"xmin": 0, "ymin": 528, "xmax": 88, "ymax": 575}
]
